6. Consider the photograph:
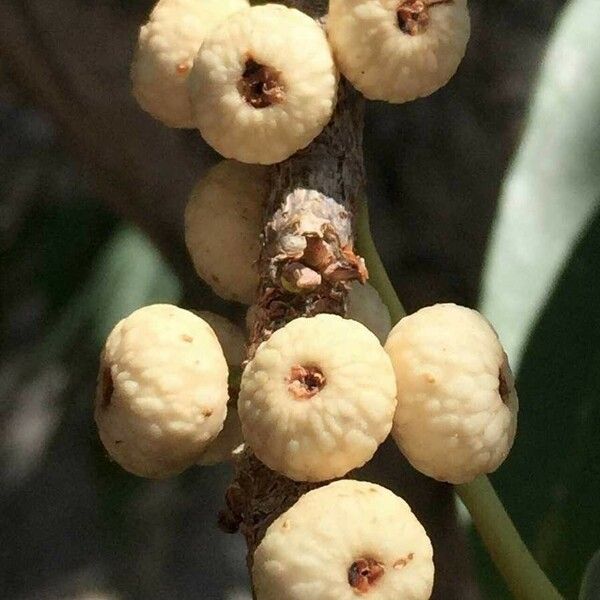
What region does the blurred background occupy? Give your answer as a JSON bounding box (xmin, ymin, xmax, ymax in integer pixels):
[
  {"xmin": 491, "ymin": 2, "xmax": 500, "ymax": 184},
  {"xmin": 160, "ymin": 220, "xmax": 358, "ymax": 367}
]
[{"xmin": 1, "ymin": 0, "xmax": 599, "ymax": 598}]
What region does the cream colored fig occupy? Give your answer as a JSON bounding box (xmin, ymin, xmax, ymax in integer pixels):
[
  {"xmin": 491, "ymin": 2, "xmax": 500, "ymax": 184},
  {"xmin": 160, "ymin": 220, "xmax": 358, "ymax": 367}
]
[
  {"xmin": 95, "ymin": 304, "xmax": 229, "ymax": 478},
  {"xmin": 185, "ymin": 160, "xmax": 268, "ymax": 303},
  {"xmin": 238, "ymin": 314, "xmax": 397, "ymax": 482},
  {"xmin": 254, "ymin": 480, "xmax": 434, "ymax": 600},
  {"xmin": 189, "ymin": 4, "xmax": 338, "ymax": 164},
  {"xmin": 131, "ymin": 0, "xmax": 250, "ymax": 127},
  {"xmin": 385, "ymin": 303, "xmax": 518, "ymax": 484},
  {"xmin": 327, "ymin": 0, "xmax": 470, "ymax": 103}
]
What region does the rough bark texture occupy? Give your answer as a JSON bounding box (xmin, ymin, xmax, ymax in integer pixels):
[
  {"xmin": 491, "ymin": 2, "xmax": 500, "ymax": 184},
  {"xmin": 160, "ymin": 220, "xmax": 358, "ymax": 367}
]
[
  {"xmin": 248, "ymin": 81, "xmax": 366, "ymax": 356},
  {"xmin": 221, "ymin": 79, "xmax": 366, "ymax": 567},
  {"xmin": 220, "ymin": 5, "xmax": 477, "ymax": 600}
]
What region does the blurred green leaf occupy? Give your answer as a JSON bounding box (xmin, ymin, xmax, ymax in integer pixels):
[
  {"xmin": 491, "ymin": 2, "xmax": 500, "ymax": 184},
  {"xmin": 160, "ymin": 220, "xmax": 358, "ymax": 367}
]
[
  {"xmin": 23, "ymin": 224, "xmax": 181, "ymax": 367},
  {"xmin": 580, "ymin": 550, "xmax": 600, "ymax": 600},
  {"xmin": 82, "ymin": 225, "xmax": 181, "ymax": 529},
  {"xmin": 83, "ymin": 224, "xmax": 182, "ymax": 346},
  {"xmin": 479, "ymin": 205, "xmax": 600, "ymax": 599},
  {"xmin": 23, "ymin": 223, "xmax": 182, "ymax": 556},
  {"xmin": 481, "ymin": 0, "xmax": 600, "ymax": 369},
  {"xmin": 477, "ymin": 1, "xmax": 600, "ymax": 597},
  {"xmin": 517, "ymin": 205, "xmax": 600, "ymax": 597}
]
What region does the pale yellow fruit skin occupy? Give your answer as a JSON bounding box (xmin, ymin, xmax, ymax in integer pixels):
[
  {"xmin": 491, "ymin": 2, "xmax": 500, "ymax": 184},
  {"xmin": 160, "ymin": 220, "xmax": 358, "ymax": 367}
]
[
  {"xmin": 189, "ymin": 4, "xmax": 338, "ymax": 164},
  {"xmin": 131, "ymin": 0, "xmax": 249, "ymax": 127},
  {"xmin": 189, "ymin": 311, "xmax": 246, "ymax": 464},
  {"xmin": 196, "ymin": 311, "xmax": 246, "ymax": 366},
  {"xmin": 254, "ymin": 480, "xmax": 434, "ymax": 600},
  {"xmin": 238, "ymin": 315, "xmax": 397, "ymax": 482},
  {"xmin": 346, "ymin": 282, "xmax": 392, "ymax": 344},
  {"xmin": 185, "ymin": 160, "xmax": 268, "ymax": 303},
  {"xmin": 95, "ymin": 304, "xmax": 229, "ymax": 478},
  {"xmin": 197, "ymin": 406, "xmax": 243, "ymax": 465},
  {"xmin": 327, "ymin": 0, "xmax": 470, "ymax": 103},
  {"xmin": 385, "ymin": 303, "xmax": 518, "ymax": 484},
  {"xmin": 193, "ymin": 312, "xmax": 245, "ymax": 464}
]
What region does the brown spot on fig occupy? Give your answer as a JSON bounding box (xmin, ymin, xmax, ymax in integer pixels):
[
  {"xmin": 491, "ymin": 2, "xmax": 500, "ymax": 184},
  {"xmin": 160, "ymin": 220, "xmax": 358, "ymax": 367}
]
[
  {"xmin": 499, "ymin": 359, "xmax": 512, "ymax": 404},
  {"xmin": 176, "ymin": 62, "xmax": 190, "ymax": 75},
  {"xmin": 397, "ymin": 0, "xmax": 453, "ymax": 35},
  {"xmin": 238, "ymin": 57, "xmax": 285, "ymax": 109},
  {"xmin": 348, "ymin": 558, "xmax": 385, "ymax": 593},
  {"xmin": 182, "ymin": 334, "xmax": 193, "ymax": 343},
  {"xmin": 393, "ymin": 552, "xmax": 414, "ymax": 569},
  {"xmin": 288, "ymin": 365, "xmax": 326, "ymax": 399},
  {"xmin": 100, "ymin": 366, "xmax": 114, "ymax": 409}
]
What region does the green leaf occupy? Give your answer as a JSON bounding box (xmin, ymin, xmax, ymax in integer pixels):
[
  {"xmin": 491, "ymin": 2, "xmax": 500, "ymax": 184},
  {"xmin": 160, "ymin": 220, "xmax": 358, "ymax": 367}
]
[
  {"xmin": 84, "ymin": 225, "xmax": 182, "ymax": 346},
  {"xmin": 476, "ymin": 1, "xmax": 600, "ymax": 596},
  {"xmin": 24, "ymin": 224, "xmax": 181, "ymax": 367},
  {"xmin": 481, "ymin": 0, "xmax": 600, "ymax": 369},
  {"xmin": 580, "ymin": 550, "xmax": 600, "ymax": 600},
  {"xmin": 487, "ymin": 205, "xmax": 600, "ymax": 599},
  {"xmin": 75, "ymin": 225, "xmax": 185, "ymax": 591},
  {"xmin": 84, "ymin": 226, "xmax": 182, "ymax": 517}
]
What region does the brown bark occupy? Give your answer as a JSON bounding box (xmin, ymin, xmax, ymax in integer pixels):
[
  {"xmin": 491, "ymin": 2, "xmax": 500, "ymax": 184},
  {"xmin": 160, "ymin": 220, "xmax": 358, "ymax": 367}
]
[
  {"xmin": 222, "ymin": 3, "xmax": 367, "ymax": 571},
  {"xmin": 247, "ymin": 80, "xmax": 366, "ymax": 357},
  {"xmin": 221, "ymin": 79, "xmax": 366, "ymax": 565},
  {"xmin": 221, "ymin": 4, "xmax": 478, "ymax": 599}
]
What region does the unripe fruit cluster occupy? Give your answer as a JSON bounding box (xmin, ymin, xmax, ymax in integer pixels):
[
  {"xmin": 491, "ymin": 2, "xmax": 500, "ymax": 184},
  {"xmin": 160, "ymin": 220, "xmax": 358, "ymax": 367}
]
[
  {"xmin": 119, "ymin": 6, "xmax": 516, "ymax": 598},
  {"xmin": 132, "ymin": 0, "xmax": 471, "ymax": 164},
  {"xmin": 95, "ymin": 302, "xmax": 517, "ymax": 488},
  {"xmin": 93, "ymin": 302, "xmax": 517, "ymax": 600}
]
